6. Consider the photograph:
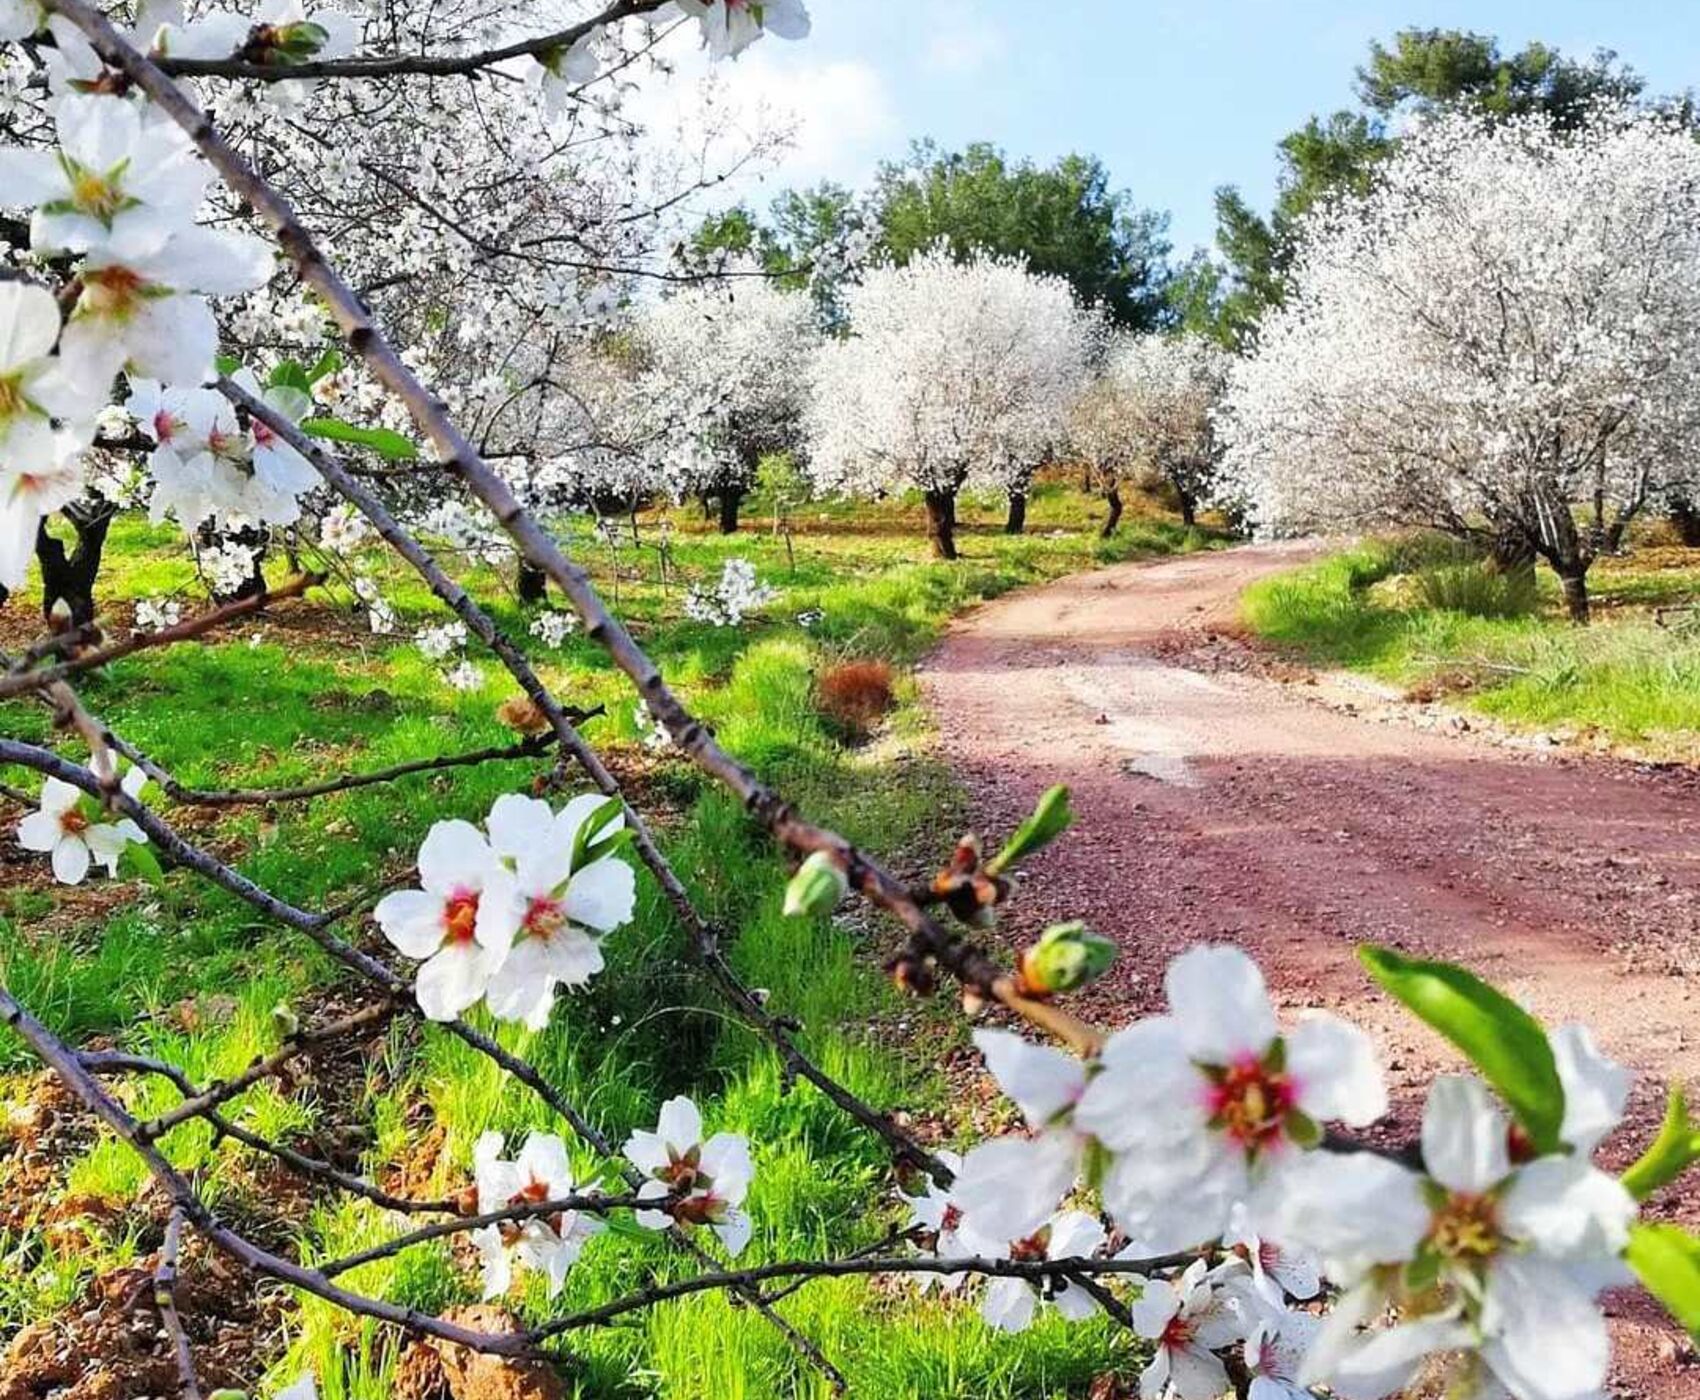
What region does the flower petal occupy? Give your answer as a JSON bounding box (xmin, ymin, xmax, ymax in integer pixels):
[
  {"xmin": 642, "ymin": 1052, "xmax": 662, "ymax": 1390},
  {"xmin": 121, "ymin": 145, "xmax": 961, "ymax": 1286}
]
[
  {"xmin": 1551, "ymin": 1023, "xmax": 1631, "ymax": 1154},
  {"xmin": 1501, "ymin": 1156, "xmax": 1636, "ymax": 1262},
  {"xmin": 971, "ymin": 1028, "xmax": 1085, "ymax": 1127},
  {"xmin": 1480, "ymin": 1254, "xmax": 1610, "ymax": 1400},
  {"xmin": 1286, "ymin": 1012, "xmax": 1387, "ymax": 1127},
  {"xmin": 1421, "ymin": 1075, "xmax": 1510, "ymax": 1195},
  {"xmin": 373, "ymin": 888, "xmax": 447, "ymax": 958},
  {"xmin": 1165, "ymin": 945, "xmax": 1277, "ymax": 1064},
  {"xmin": 416, "ymin": 818, "xmax": 495, "ymax": 895},
  {"xmin": 563, "ymin": 857, "xmax": 635, "ymax": 932},
  {"xmin": 51, "ymin": 834, "xmax": 90, "ymax": 885}
]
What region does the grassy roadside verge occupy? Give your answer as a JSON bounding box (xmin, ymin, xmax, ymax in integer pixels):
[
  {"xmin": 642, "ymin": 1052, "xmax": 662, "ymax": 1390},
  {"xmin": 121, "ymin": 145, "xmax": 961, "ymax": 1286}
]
[
  {"xmin": 1, "ymin": 482, "xmax": 1210, "ymax": 1397},
  {"xmin": 1241, "ymin": 535, "xmax": 1700, "ymax": 761}
]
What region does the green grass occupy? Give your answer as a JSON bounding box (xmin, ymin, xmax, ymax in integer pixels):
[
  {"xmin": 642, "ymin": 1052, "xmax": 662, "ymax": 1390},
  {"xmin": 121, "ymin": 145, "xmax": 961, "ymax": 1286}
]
[
  {"xmin": 1242, "ymin": 535, "xmax": 1700, "ymax": 758},
  {"xmin": 0, "ymin": 479, "xmax": 1207, "ymax": 1396}
]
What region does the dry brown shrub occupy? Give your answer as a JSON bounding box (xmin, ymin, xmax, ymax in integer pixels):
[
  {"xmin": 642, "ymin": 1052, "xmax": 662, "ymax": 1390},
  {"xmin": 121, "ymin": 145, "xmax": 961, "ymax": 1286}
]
[{"xmin": 816, "ymin": 659, "xmax": 895, "ymax": 738}]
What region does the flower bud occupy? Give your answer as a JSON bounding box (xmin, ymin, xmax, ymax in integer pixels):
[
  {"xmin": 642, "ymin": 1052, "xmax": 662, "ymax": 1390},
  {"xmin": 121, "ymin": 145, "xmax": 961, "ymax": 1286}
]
[
  {"xmin": 782, "ymin": 850, "xmax": 847, "ymax": 918},
  {"xmin": 270, "ymin": 1001, "xmax": 301, "ymax": 1040},
  {"xmin": 1017, "ymin": 921, "xmax": 1115, "ymax": 996}
]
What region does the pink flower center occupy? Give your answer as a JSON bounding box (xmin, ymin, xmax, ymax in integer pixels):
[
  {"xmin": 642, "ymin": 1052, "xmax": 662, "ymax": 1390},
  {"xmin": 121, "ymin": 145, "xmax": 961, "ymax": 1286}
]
[
  {"xmin": 1160, "ymin": 1313, "xmax": 1194, "ymax": 1352},
  {"xmin": 524, "ymin": 897, "xmax": 567, "ymax": 941},
  {"xmin": 442, "ymin": 890, "xmax": 479, "ymax": 945},
  {"xmin": 1207, "ymin": 1056, "xmax": 1297, "ymax": 1151}
]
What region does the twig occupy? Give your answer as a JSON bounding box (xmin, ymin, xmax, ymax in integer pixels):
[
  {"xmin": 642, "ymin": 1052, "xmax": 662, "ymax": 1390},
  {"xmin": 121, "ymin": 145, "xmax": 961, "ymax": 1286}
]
[
  {"xmin": 155, "ymin": 1208, "xmax": 202, "ymax": 1400},
  {"xmin": 0, "ymin": 573, "xmax": 322, "ymax": 700},
  {"xmin": 106, "ymin": 730, "xmax": 568, "ymax": 808},
  {"xmin": 153, "ymin": 0, "xmax": 668, "ymax": 81}
]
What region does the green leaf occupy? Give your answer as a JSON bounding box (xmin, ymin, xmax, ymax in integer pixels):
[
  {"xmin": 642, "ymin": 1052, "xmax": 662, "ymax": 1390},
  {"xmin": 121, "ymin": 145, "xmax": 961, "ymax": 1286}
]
[
  {"xmin": 572, "ymin": 796, "xmax": 626, "ymax": 869},
  {"xmin": 120, "ymin": 840, "xmax": 164, "ymax": 888},
  {"xmin": 1626, "ymin": 1223, "xmax": 1700, "ymax": 1342},
  {"xmin": 214, "ymin": 353, "xmax": 241, "ymax": 375},
  {"xmin": 302, "ymin": 417, "xmax": 419, "ymax": 461},
  {"xmin": 1359, "ymin": 945, "xmax": 1565, "ymax": 1154},
  {"xmin": 306, "ymin": 348, "xmax": 343, "ymax": 383},
  {"xmin": 268, "ymin": 360, "xmax": 313, "ymax": 395},
  {"xmin": 1623, "ymin": 1083, "xmax": 1700, "ymax": 1202},
  {"xmin": 986, "ymin": 784, "xmax": 1073, "ymax": 875}
]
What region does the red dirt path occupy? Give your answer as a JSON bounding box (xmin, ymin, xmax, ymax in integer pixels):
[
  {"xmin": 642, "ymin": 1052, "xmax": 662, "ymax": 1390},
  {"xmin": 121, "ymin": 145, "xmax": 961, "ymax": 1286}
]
[{"xmin": 918, "ymin": 542, "xmax": 1700, "ymax": 1397}]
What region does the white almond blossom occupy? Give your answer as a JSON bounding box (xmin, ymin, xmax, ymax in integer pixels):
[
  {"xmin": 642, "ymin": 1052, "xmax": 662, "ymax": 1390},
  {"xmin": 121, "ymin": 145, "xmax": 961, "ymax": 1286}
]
[
  {"xmin": 978, "ymin": 1208, "xmax": 1105, "ymax": 1334},
  {"xmin": 469, "ymin": 1130, "xmax": 602, "ymax": 1299},
  {"xmin": 1263, "ymin": 1075, "xmax": 1638, "ymax": 1400},
  {"xmin": 1243, "ymin": 1309, "xmax": 1321, "ymax": 1400},
  {"xmin": 0, "ymin": 94, "xmax": 207, "ymax": 262},
  {"xmin": 1130, "ymin": 1257, "xmax": 1264, "ymax": 1400},
  {"xmin": 0, "ymin": 427, "xmax": 85, "ymax": 589},
  {"xmin": 480, "ymin": 793, "xmax": 637, "ymax": 1029},
  {"xmin": 17, "ymin": 770, "xmax": 147, "ymax": 886},
  {"xmin": 673, "ymin": 0, "xmax": 810, "ymax": 59},
  {"xmin": 133, "ymin": 596, "xmax": 183, "ymax": 632},
  {"xmin": 373, "ymin": 819, "xmax": 517, "ymax": 1022},
  {"xmin": 0, "ymin": 282, "xmax": 102, "ymax": 455},
  {"xmin": 528, "ymin": 611, "xmax": 576, "ymax": 648},
  {"xmin": 682, "ymin": 558, "xmax": 775, "ymax": 627},
  {"xmin": 896, "ymin": 1150, "xmax": 984, "ymax": 1292},
  {"xmin": 1226, "ymin": 1202, "xmax": 1322, "ymax": 1308},
  {"xmin": 626, "ymin": 1095, "xmax": 754, "ymax": 1256},
  {"xmin": 1074, "ymin": 944, "xmax": 1386, "ymax": 1252},
  {"xmin": 952, "ymin": 1029, "xmax": 1097, "ymax": 1242},
  {"xmin": 59, "ymin": 226, "xmax": 275, "ymax": 389}
]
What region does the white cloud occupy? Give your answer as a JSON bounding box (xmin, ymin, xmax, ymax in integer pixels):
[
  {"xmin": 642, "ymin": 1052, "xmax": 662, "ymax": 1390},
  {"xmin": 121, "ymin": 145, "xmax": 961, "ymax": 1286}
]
[
  {"xmin": 630, "ymin": 31, "xmax": 899, "ymax": 202},
  {"xmin": 923, "ymin": 2, "xmax": 1007, "ymax": 74}
]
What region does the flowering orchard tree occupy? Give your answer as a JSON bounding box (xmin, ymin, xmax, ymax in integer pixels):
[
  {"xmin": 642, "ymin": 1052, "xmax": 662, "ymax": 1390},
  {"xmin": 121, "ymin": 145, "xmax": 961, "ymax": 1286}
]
[
  {"xmin": 0, "ymin": 0, "xmax": 789, "ymax": 620},
  {"xmin": 1110, "ymin": 333, "xmax": 1231, "ymax": 527},
  {"xmin": 804, "ymin": 246, "xmax": 1094, "ymax": 557},
  {"xmin": 1066, "ymin": 333, "xmax": 1146, "ymax": 539},
  {"xmin": 1218, "ymin": 107, "xmax": 1700, "ymax": 621},
  {"xmin": 1, "ymin": 5, "xmax": 1699, "ymax": 1398},
  {"xmin": 630, "ymin": 273, "xmax": 819, "ymax": 533}
]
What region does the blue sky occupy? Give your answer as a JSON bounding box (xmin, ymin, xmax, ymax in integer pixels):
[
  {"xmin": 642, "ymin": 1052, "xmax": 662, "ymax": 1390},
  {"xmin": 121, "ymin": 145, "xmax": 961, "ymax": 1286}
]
[{"xmin": 686, "ymin": 1, "xmax": 1700, "ymax": 257}]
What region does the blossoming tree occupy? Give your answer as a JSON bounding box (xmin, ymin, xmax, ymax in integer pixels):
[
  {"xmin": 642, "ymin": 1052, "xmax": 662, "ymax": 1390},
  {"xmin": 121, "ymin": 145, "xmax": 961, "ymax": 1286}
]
[
  {"xmin": 803, "ymin": 246, "xmax": 1093, "ymax": 557},
  {"xmin": 1218, "ymin": 107, "xmax": 1700, "ymax": 621},
  {"xmin": 1111, "ymin": 333, "xmax": 1231, "ymax": 527},
  {"xmin": 630, "ymin": 273, "xmax": 819, "ymax": 533},
  {"xmin": 0, "ymin": 4, "xmax": 1698, "ymax": 1398}
]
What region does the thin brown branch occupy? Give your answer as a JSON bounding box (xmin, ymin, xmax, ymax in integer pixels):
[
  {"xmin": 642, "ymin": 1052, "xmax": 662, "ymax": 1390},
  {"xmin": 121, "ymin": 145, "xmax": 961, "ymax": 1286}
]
[
  {"xmin": 0, "ymin": 572, "xmax": 323, "ymax": 700},
  {"xmin": 154, "ymin": 0, "xmax": 668, "ymax": 81},
  {"xmin": 107, "ymin": 730, "xmax": 569, "ymax": 808},
  {"xmin": 155, "ymin": 1208, "xmax": 202, "ymax": 1400}
]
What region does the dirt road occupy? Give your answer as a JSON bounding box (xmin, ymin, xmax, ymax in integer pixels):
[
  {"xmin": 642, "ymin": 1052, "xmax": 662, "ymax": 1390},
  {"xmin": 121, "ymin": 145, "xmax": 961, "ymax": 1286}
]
[{"xmin": 919, "ymin": 542, "xmax": 1700, "ymax": 1393}]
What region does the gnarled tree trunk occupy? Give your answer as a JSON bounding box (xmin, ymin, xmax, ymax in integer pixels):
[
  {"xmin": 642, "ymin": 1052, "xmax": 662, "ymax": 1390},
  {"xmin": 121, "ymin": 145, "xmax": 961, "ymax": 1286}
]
[
  {"xmin": 717, "ymin": 486, "xmax": 744, "ymax": 535},
  {"xmin": 924, "ymin": 489, "xmax": 958, "ymax": 560},
  {"xmin": 36, "ymin": 502, "xmax": 116, "ymax": 628},
  {"xmin": 1556, "ymin": 566, "xmax": 1591, "ymax": 624},
  {"xmin": 1669, "ymin": 495, "xmax": 1700, "ymax": 547},
  {"xmin": 1100, "ymin": 486, "xmax": 1123, "ymax": 539},
  {"xmin": 517, "ymin": 561, "xmax": 547, "ymax": 604},
  {"xmin": 1004, "ymin": 491, "xmax": 1027, "ymax": 535}
]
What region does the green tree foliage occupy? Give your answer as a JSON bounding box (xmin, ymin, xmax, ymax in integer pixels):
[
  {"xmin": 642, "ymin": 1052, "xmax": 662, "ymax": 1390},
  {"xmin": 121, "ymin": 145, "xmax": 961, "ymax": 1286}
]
[
  {"xmin": 871, "ymin": 141, "xmax": 1172, "ymax": 329},
  {"xmin": 1186, "ymin": 28, "xmax": 1652, "ymax": 344}
]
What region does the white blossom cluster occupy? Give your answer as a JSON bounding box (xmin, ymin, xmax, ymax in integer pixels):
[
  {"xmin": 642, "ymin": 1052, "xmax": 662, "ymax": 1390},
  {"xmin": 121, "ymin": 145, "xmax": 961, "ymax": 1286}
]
[
  {"xmin": 804, "ymin": 246, "xmax": 1097, "ymax": 503},
  {"xmin": 373, "ymin": 792, "xmax": 637, "ymax": 1027},
  {"xmin": 1218, "ymin": 107, "xmax": 1700, "ymax": 573},
  {"xmin": 900, "ymin": 944, "xmax": 1638, "ymax": 1400},
  {"xmin": 529, "ymin": 610, "xmax": 578, "ymax": 648},
  {"xmin": 682, "ymin": 557, "xmax": 775, "ymax": 627},
  {"xmin": 467, "ymin": 1093, "xmax": 755, "ymax": 1303},
  {"xmin": 1102, "ymin": 333, "xmax": 1230, "ymax": 519},
  {"xmin": 629, "ymin": 274, "xmax": 819, "ymax": 508}
]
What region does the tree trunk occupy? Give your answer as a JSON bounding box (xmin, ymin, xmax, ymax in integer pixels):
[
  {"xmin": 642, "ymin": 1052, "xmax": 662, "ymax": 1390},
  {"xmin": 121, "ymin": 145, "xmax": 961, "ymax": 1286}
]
[
  {"xmin": 1669, "ymin": 495, "xmax": 1700, "ymax": 547},
  {"xmin": 1004, "ymin": 491, "xmax": 1027, "ymax": 535},
  {"xmin": 716, "ymin": 486, "xmax": 743, "ymax": 535},
  {"xmin": 1178, "ymin": 491, "xmax": 1197, "ymax": 527},
  {"xmin": 36, "ymin": 508, "xmax": 114, "ymax": 628},
  {"xmin": 924, "ymin": 489, "xmax": 958, "ymax": 560},
  {"xmin": 517, "ymin": 561, "xmax": 547, "ymax": 604},
  {"xmin": 1557, "ymin": 568, "xmax": 1591, "ymax": 624},
  {"xmin": 1100, "ymin": 487, "xmax": 1123, "ymax": 539}
]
